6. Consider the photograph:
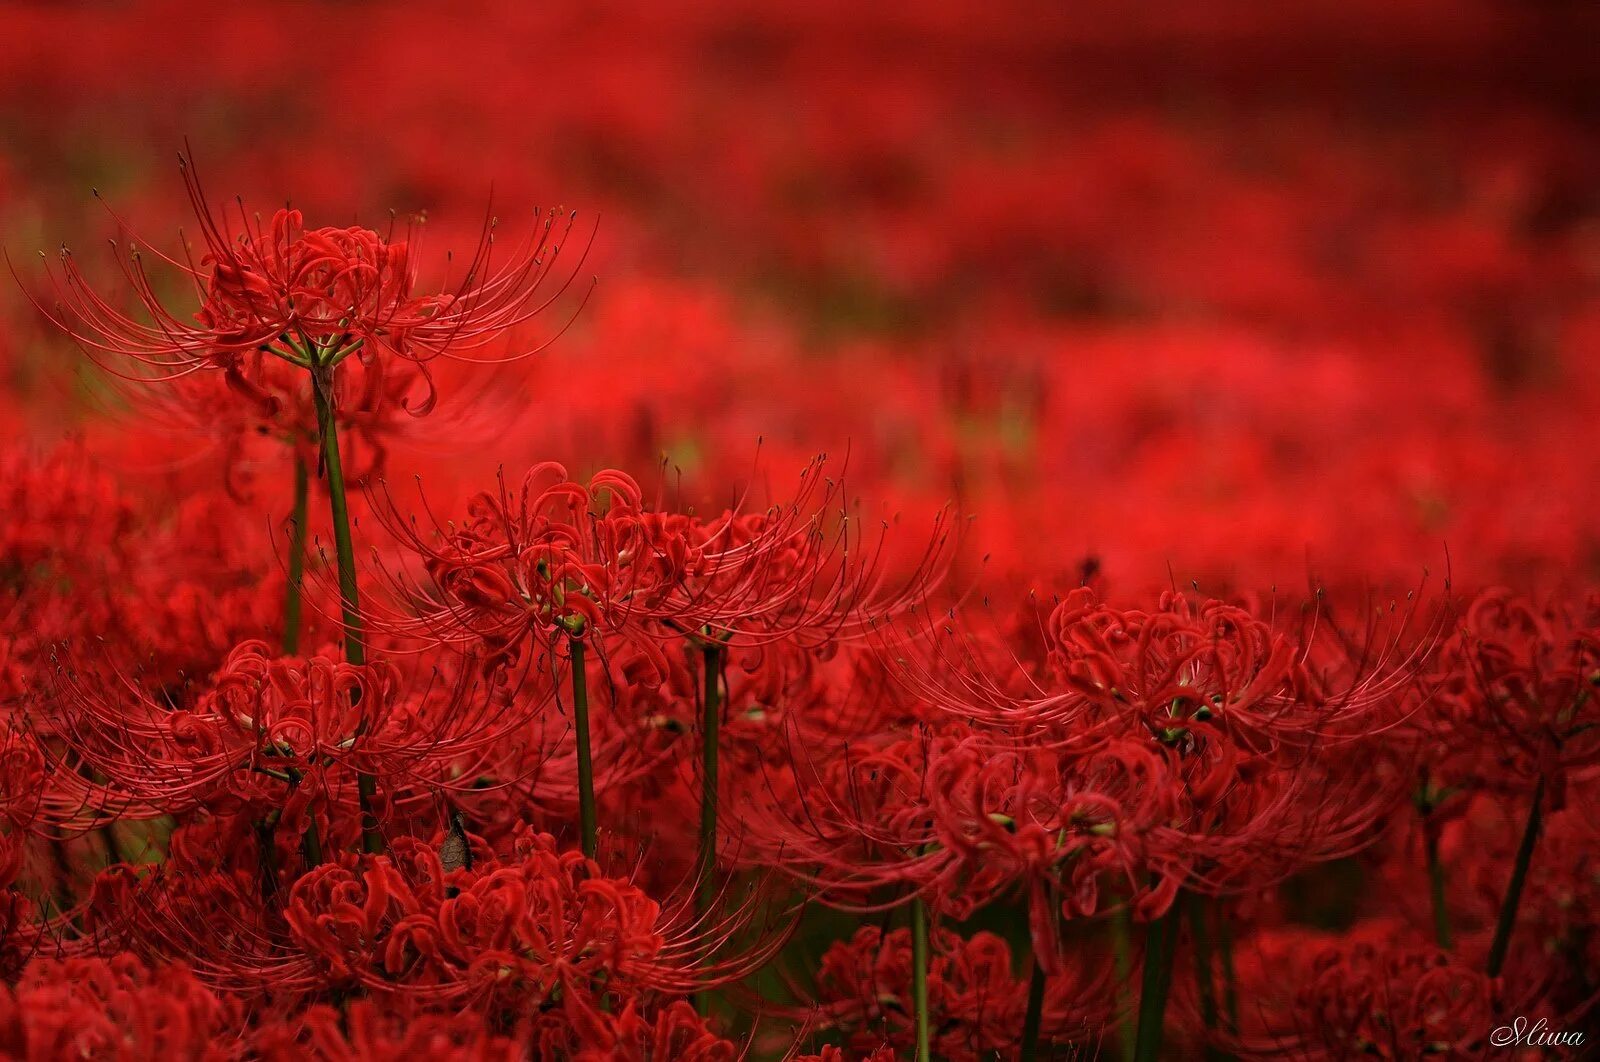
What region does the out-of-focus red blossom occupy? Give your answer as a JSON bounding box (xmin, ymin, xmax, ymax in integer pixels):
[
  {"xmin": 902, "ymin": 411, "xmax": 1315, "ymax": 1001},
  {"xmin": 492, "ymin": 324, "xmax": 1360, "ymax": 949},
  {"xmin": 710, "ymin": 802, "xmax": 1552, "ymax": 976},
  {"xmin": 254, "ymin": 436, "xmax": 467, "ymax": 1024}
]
[
  {"xmin": 372, "ymin": 457, "xmax": 939, "ymax": 678},
  {"xmin": 0, "ymin": 954, "xmax": 240, "ymax": 1061},
  {"xmin": 1393, "ymin": 799, "xmax": 1600, "ymax": 1007},
  {"xmin": 795, "ymin": 1049, "xmax": 899, "ymax": 1062},
  {"xmin": 735, "ymin": 726, "xmax": 1185, "ymax": 970},
  {"xmin": 1474, "ymin": 810, "xmax": 1600, "ymax": 1015},
  {"xmin": 1427, "ymin": 588, "xmax": 1600, "ymax": 810},
  {"xmin": 252, "ymin": 1000, "xmax": 524, "ymax": 1062},
  {"xmin": 801, "ymin": 925, "xmax": 1108, "ymax": 1060},
  {"xmin": 271, "ymin": 831, "xmax": 769, "ymax": 1005},
  {"xmin": 0, "ymin": 447, "xmax": 131, "ymax": 705},
  {"xmin": 281, "ymin": 835, "xmax": 667, "ymax": 998},
  {"xmin": 556, "ymin": 999, "xmax": 734, "ymax": 1061},
  {"xmin": 118, "ymin": 351, "xmax": 442, "ymax": 493},
  {"xmin": 1219, "ymin": 921, "xmax": 1569, "ymax": 1061},
  {"xmin": 746, "ymin": 584, "xmax": 1409, "ymax": 983}
]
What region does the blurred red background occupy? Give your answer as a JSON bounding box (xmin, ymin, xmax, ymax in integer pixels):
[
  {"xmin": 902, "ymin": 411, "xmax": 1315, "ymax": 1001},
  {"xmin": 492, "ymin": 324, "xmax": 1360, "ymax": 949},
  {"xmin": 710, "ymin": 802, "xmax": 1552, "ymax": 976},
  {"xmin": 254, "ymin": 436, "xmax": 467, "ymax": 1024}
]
[{"xmin": 4, "ymin": 0, "xmax": 1599, "ymax": 594}]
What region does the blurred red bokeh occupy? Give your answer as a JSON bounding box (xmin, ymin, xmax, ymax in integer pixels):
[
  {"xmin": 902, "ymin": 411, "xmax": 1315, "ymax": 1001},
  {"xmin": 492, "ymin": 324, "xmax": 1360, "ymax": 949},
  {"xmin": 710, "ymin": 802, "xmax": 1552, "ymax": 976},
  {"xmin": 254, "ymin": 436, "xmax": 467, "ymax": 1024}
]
[{"xmin": 2, "ymin": 0, "xmax": 1597, "ymax": 594}]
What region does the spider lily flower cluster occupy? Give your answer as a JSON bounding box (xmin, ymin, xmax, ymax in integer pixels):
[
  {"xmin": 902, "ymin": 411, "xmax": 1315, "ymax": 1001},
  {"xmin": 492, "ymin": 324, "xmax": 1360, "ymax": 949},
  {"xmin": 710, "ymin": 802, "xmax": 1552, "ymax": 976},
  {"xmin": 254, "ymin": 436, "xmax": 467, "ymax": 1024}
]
[{"xmin": 6, "ymin": 265, "xmax": 1600, "ymax": 1056}]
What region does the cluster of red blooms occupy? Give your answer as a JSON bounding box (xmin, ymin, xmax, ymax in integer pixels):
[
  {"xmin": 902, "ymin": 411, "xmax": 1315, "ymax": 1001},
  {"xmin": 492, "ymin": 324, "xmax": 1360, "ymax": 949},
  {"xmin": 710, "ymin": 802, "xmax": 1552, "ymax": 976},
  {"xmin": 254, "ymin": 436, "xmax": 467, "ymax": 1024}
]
[{"xmin": 3, "ymin": 1, "xmax": 1600, "ymax": 1059}]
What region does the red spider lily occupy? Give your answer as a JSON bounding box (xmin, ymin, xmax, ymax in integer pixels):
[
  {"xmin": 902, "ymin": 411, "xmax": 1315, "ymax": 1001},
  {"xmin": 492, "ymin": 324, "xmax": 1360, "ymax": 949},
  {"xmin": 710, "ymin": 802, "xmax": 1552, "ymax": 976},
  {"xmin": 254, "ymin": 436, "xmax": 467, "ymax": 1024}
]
[
  {"xmin": 0, "ymin": 446, "xmax": 132, "ymax": 583},
  {"xmin": 418, "ymin": 627, "xmax": 906, "ymax": 890},
  {"xmin": 1429, "ymin": 588, "xmax": 1600, "ymax": 810},
  {"xmin": 896, "ymin": 588, "xmax": 1414, "ymax": 897},
  {"xmin": 253, "ymin": 999, "xmax": 525, "ymax": 1062},
  {"xmin": 1436, "ymin": 801, "xmax": 1600, "ymax": 1000},
  {"xmin": 280, "ymin": 842, "xmax": 668, "ymax": 998},
  {"xmin": 80, "ymin": 850, "xmax": 310, "ymax": 991},
  {"xmin": 117, "ymin": 351, "xmax": 426, "ymax": 494},
  {"xmin": 80, "ymin": 311, "xmax": 535, "ymax": 501},
  {"xmin": 1219, "ymin": 922, "xmax": 1565, "ymax": 1061},
  {"xmin": 920, "ymin": 736, "xmax": 1185, "ymax": 964},
  {"xmin": 736, "ymin": 726, "xmax": 1183, "ymax": 971},
  {"xmin": 553, "ymin": 999, "xmax": 736, "ymax": 1062},
  {"xmin": 265, "ymin": 832, "xmax": 779, "ymax": 1005},
  {"xmin": 1, "ymin": 445, "xmax": 295, "ymax": 717},
  {"xmin": 41, "ymin": 639, "xmax": 551, "ymax": 826},
  {"xmin": 0, "ymin": 953, "xmax": 242, "ymax": 1061},
  {"xmin": 893, "ymin": 584, "xmax": 1436, "ymax": 746},
  {"xmin": 0, "ymin": 447, "xmax": 133, "ymax": 709},
  {"xmin": 369, "ymin": 458, "xmax": 946, "ymax": 667},
  {"xmin": 1286, "ymin": 945, "xmax": 1500, "ymax": 1059},
  {"xmin": 26, "ymin": 156, "xmax": 592, "ymax": 399},
  {"xmin": 799, "ymin": 925, "xmax": 1111, "ymax": 1061},
  {"xmin": 102, "ymin": 487, "xmax": 292, "ymax": 688},
  {"xmin": 1042, "ymin": 589, "xmax": 1368, "ymax": 751}
]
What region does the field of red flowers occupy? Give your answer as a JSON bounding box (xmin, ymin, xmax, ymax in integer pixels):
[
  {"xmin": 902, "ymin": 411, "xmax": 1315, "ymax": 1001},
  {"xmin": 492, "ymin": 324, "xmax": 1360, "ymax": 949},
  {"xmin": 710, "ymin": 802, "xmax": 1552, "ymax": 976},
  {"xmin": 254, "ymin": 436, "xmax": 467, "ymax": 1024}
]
[{"xmin": 2, "ymin": 2, "xmax": 1598, "ymax": 1059}]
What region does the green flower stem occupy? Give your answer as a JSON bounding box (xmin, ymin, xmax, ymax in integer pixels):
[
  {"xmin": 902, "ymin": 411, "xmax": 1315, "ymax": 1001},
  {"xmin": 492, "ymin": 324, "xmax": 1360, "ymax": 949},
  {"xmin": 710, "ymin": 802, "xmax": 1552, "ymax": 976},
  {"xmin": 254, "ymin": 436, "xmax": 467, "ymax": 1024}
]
[
  {"xmin": 1217, "ymin": 901, "xmax": 1240, "ymax": 1034},
  {"xmin": 1486, "ymin": 777, "xmax": 1545, "ymax": 978},
  {"xmin": 694, "ymin": 642, "xmax": 723, "ymax": 1018},
  {"xmin": 1111, "ymin": 902, "xmax": 1136, "ymax": 1061},
  {"xmin": 569, "ymin": 636, "xmax": 597, "ymax": 860},
  {"xmin": 255, "ymin": 817, "xmax": 279, "ymax": 902},
  {"xmin": 1134, "ymin": 899, "xmax": 1182, "ymax": 1062},
  {"xmin": 283, "ymin": 453, "xmax": 309, "ymax": 655},
  {"xmin": 912, "ymin": 896, "xmax": 932, "ymax": 1062},
  {"xmin": 696, "ymin": 643, "xmax": 723, "ymax": 918},
  {"xmin": 1190, "ymin": 893, "xmax": 1233, "ymax": 1061},
  {"xmin": 1020, "ymin": 956, "xmax": 1047, "ymax": 1062},
  {"xmin": 1425, "ymin": 820, "xmax": 1452, "ymax": 951},
  {"xmin": 301, "ymin": 819, "xmax": 324, "ymax": 868},
  {"xmin": 310, "ymin": 368, "xmax": 383, "ymax": 856},
  {"xmin": 279, "ymin": 454, "xmax": 320, "ymax": 874}
]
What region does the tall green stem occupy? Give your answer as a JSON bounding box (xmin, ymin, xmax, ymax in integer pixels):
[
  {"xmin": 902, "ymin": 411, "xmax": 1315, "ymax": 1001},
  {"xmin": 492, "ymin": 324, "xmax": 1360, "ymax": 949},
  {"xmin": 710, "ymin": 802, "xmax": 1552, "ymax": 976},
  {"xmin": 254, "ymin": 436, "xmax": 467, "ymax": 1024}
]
[
  {"xmin": 1111, "ymin": 902, "xmax": 1136, "ymax": 1061},
  {"xmin": 1486, "ymin": 778, "xmax": 1544, "ymax": 978},
  {"xmin": 911, "ymin": 896, "xmax": 932, "ymax": 1062},
  {"xmin": 283, "ymin": 453, "xmax": 309, "ymax": 655},
  {"xmin": 1425, "ymin": 821, "xmax": 1452, "ymax": 951},
  {"xmin": 255, "ymin": 818, "xmax": 279, "ymax": 903},
  {"xmin": 1020, "ymin": 957, "xmax": 1047, "ymax": 1062},
  {"xmin": 300, "ymin": 816, "xmax": 324, "ymax": 867},
  {"xmin": 1134, "ymin": 900, "xmax": 1182, "ymax": 1062},
  {"xmin": 569, "ymin": 637, "xmax": 597, "ymax": 860},
  {"xmin": 311, "ymin": 375, "xmax": 365, "ymax": 665},
  {"xmin": 311, "ymin": 369, "xmax": 383, "ymax": 856},
  {"xmin": 279, "ymin": 455, "xmax": 320, "ymax": 876},
  {"xmin": 696, "ymin": 644, "xmax": 722, "ymax": 919},
  {"xmin": 1190, "ymin": 893, "xmax": 1232, "ymax": 1061},
  {"xmin": 693, "ymin": 643, "xmax": 723, "ymax": 1018},
  {"xmin": 1216, "ymin": 901, "xmax": 1240, "ymax": 1034}
]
